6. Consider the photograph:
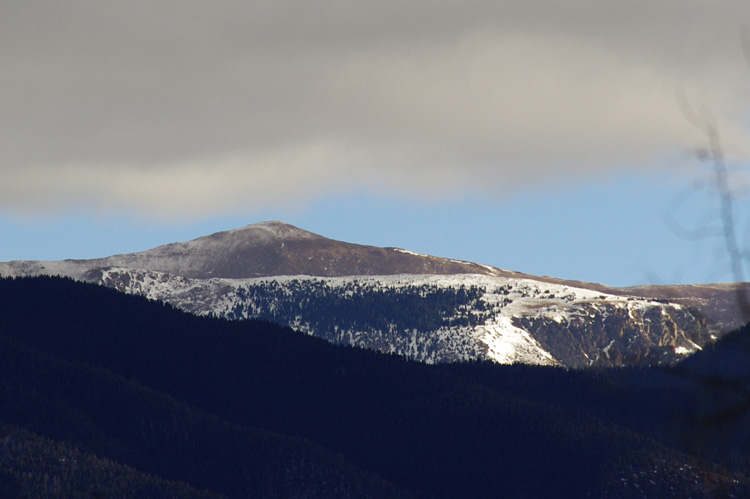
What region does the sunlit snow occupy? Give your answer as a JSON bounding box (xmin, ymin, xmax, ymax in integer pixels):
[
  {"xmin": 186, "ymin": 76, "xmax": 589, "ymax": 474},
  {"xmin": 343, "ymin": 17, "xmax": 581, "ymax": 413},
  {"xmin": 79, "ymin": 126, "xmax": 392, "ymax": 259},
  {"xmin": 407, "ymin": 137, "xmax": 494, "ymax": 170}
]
[{"xmin": 0, "ymin": 260, "xmax": 709, "ymax": 367}]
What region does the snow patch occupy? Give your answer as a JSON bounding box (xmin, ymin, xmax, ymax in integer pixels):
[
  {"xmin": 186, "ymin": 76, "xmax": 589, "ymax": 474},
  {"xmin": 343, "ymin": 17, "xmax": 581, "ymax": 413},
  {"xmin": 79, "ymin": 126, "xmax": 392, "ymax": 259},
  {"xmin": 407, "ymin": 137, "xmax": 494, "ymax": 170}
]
[
  {"xmin": 393, "ymin": 248, "xmax": 429, "ymax": 258},
  {"xmin": 476, "ymin": 318, "xmax": 557, "ymax": 366}
]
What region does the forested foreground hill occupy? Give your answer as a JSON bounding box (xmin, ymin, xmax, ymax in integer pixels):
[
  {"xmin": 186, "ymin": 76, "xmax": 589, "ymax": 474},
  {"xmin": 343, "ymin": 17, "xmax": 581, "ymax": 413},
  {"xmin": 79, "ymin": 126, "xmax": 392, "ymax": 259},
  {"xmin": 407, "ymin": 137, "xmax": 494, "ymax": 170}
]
[{"xmin": 0, "ymin": 276, "xmax": 747, "ymax": 497}]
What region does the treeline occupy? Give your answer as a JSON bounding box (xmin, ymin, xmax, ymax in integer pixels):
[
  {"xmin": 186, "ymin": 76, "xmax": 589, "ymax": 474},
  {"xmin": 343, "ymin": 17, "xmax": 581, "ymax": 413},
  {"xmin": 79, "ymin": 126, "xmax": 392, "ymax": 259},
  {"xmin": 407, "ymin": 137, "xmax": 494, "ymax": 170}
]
[{"xmin": 0, "ymin": 276, "xmax": 746, "ymax": 497}]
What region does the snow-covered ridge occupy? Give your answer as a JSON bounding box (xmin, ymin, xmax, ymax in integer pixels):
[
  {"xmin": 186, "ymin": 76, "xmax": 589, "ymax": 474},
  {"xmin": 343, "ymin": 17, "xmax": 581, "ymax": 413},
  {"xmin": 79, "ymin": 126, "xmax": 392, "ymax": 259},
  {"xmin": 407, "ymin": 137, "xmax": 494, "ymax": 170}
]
[
  {"xmin": 76, "ymin": 268, "xmax": 709, "ymax": 367},
  {"xmin": 0, "ymin": 220, "xmax": 714, "ymax": 368}
]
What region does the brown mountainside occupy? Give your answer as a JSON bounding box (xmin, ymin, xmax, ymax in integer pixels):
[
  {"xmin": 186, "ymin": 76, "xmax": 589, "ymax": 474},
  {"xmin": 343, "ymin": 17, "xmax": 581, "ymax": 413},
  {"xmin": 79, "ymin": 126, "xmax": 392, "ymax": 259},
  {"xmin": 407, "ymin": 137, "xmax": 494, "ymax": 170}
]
[{"xmin": 74, "ymin": 221, "xmax": 514, "ymax": 279}]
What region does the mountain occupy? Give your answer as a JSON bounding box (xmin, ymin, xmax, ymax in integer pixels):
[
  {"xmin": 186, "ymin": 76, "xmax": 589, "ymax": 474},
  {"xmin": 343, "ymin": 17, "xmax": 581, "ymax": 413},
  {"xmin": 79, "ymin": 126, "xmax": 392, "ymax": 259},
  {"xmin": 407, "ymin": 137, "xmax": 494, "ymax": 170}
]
[
  {"xmin": 0, "ymin": 221, "xmax": 506, "ymax": 280},
  {"xmin": 0, "ymin": 221, "xmax": 740, "ymax": 368},
  {"xmin": 622, "ymin": 282, "xmax": 750, "ymax": 336},
  {"xmin": 0, "ymin": 276, "xmax": 745, "ymax": 497}
]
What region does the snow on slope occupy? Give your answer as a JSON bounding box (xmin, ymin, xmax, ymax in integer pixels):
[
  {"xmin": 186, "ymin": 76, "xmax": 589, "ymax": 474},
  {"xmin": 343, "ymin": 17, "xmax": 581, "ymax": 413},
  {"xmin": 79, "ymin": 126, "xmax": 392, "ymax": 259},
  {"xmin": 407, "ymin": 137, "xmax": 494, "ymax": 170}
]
[
  {"xmin": 0, "ymin": 217, "xmax": 710, "ymax": 368},
  {"xmin": 478, "ymin": 319, "xmax": 557, "ymax": 365},
  {"xmin": 0, "ymin": 222, "xmax": 723, "ymax": 367},
  {"xmin": 0, "ymin": 260, "xmax": 90, "ymax": 280},
  {"xmin": 68, "ymin": 268, "xmax": 708, "ymax": 367}
]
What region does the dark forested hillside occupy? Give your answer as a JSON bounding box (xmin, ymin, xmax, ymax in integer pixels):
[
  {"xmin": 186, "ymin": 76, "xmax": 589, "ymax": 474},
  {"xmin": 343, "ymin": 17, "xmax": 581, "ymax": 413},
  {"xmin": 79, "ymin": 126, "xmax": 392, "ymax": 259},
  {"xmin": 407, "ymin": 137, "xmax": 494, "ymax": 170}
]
[
  {"xmin": 0, "ymin": 422, "xmax": 223, "ymax": 499},
  {"xmin": 0, "ymin": 276, "xmax": 746, "ymax": 497}
]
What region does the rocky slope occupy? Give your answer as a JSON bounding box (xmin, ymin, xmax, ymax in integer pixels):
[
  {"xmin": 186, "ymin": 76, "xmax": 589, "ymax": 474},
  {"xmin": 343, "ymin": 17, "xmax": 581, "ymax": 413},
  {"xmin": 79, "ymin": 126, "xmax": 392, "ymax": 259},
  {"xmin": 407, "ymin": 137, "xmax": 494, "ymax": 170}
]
[{"xmin": 0, "ymin": 221, "xmax": 733, "ymax": 368}]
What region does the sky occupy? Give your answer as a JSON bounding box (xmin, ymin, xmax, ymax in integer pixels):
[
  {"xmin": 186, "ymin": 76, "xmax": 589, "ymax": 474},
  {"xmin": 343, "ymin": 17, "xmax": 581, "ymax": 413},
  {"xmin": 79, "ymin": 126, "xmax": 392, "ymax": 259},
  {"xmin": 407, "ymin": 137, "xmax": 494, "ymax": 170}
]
[{"xmin": 2, "ymin": 1, "xmax": 750, "ymax": 287}]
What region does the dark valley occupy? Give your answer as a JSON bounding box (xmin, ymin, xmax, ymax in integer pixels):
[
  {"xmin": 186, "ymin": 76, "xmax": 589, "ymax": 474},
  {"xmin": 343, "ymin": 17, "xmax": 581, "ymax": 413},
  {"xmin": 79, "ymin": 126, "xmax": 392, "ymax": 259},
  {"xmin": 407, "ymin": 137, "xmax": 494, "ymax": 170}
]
[{"xmin": 0, "ymin": 276, "xmax": 748, "ymax": 497}]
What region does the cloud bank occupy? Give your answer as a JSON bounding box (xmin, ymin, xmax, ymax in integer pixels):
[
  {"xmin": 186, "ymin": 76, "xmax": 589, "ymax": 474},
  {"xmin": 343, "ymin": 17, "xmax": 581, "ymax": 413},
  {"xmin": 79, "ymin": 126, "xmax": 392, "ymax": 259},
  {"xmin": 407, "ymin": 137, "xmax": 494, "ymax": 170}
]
[{"xmin": 2, "ymin": 1, "xmax": 749, "ymax": 217}]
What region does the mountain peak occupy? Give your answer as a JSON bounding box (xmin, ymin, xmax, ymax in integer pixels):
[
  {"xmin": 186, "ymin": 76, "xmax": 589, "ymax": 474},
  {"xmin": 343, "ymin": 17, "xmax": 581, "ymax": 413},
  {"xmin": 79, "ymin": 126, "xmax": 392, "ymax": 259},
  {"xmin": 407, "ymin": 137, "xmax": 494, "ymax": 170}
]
[
  {"xmin": 0, "ymin": 221, "xmax": 508, "ymax": 280},
  {"xmin": 224, "ymin": 221, "xmax": 323, "ymax": 242},
  {"xmin": 81, "ymin": 221, "xmax": 509, "ymax": 279}
]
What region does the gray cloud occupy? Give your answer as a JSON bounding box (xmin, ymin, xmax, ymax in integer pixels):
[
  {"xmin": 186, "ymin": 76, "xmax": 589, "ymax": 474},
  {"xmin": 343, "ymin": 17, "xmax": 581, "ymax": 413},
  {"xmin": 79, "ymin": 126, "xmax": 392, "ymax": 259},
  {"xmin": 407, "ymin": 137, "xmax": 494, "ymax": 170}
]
[{"xmin": 2, "ymin": 1, "xmax": 749, "ymax": 216}]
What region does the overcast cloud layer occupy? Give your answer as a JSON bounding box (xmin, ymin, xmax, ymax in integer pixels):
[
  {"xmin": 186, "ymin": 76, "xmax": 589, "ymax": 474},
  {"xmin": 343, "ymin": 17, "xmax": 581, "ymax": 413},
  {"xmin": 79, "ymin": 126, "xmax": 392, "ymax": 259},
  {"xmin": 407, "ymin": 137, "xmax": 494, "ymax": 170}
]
[{"xmin": 3, "ymin": 1, "xmax": 750, "ymax": 217}]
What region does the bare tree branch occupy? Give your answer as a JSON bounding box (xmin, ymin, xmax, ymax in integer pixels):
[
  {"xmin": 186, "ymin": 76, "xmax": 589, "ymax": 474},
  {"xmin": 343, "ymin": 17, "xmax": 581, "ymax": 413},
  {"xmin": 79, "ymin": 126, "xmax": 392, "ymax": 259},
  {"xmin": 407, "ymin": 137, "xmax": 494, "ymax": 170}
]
[{"xmin": 676, "ymin": 85, "xmax": 750, "ymax": 323}]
